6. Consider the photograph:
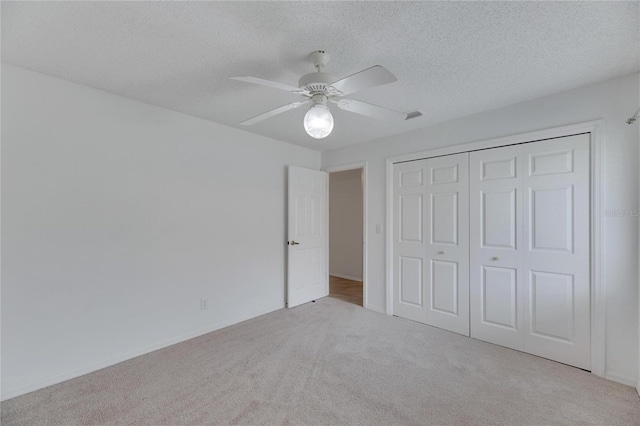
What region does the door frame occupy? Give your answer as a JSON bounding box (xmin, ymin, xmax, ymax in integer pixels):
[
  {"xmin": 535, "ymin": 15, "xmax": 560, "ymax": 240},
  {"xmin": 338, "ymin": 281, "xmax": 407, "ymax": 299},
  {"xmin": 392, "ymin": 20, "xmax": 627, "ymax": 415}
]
[
  {"xmin": 385, "ymin": 119, "xmax": 605, "ymax": 378},
  {"xmin": 324, "ymin": 162, "xmax": 369, "ymax": 309}
]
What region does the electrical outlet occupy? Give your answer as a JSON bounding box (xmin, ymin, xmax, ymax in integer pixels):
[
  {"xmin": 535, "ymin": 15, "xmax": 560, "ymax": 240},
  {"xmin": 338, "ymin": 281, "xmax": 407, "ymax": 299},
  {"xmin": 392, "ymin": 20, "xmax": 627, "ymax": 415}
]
[{"xmin": 200, "ymin": 299, "xmax": 207, "ymax": 310}]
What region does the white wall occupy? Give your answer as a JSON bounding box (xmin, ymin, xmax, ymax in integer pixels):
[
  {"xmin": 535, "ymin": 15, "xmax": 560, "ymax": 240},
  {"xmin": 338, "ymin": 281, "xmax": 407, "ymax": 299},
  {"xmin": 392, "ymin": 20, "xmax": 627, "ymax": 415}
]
[
  {"xmin": 322, "ymin": 72, "xmax": 640, "ymax": 387},
  {"xmin": 638, "ymin": 73, "xmax": 640, "ymax": 397},
  {"xmin": 0, "ymin": 65, "xmax": 320, "ymax": 400},
  {"xmin": 329, "ymin": 169, "xmax": 363, "ymax": 281}
]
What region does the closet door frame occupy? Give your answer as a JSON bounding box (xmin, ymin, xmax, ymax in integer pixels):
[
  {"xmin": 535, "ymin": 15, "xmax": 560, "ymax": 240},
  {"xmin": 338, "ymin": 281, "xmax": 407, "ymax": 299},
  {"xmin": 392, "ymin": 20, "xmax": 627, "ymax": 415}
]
[{"xmin": 385, "ymin": 119, "xmax": 605, "ymax": 378}]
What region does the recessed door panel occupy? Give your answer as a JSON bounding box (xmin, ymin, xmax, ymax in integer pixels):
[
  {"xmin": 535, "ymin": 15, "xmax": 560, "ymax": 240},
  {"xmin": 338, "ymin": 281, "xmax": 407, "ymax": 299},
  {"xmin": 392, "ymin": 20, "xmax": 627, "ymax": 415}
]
[
  {"xmin": 294, "ymin": 195, "xmax": 306, "ymax": 237},
  {"xmin": 481, "ymin": 189, "xmax": 517, "ymax": 250},
  {"xmin": 529, "ymin": 150, "xmax": 573, "ymax": 176},
  {"xmin": 431, "ymin": 260, "xmax": 458, "ymax": 315},
  {"xmin": 400, "ymin": 256, "xmax": 423, "ymax": 307},
  {"xmin": 400, "ymin": 194, "xmax": 423, "ymax": 243},
  {"xmin": 400, "ymin": 169, "xmax": 423, "ymax": 187},
  {"xmin": 309, "ymin": 247, "xmax": 325, "ymax": 288},
  {"xmin": 309, "ymin": 196, "xmax": 323, "ymax": 236},
  {"xmin": 529, "ymin": 271, "xmax": 574, "ymax": 342},
  {"xmin": 482, "ymin": 266, "xmax": 517, "ymax": 329},
  {"xmin": 289, "ymin": 249, "xmax": 306, "ymax": 290},
  {"xmin": 482, "ymin": 158, "xmax": 516, "ymax": 180},
  {"xmin": 530, "ymin": 186, "xmax": 573, "ymax": 253},
  {"xmin": 431, "ymin": 192, "xmax": 457, "ymax": 245},
  {"xmin": 431, "ymin": 164, "xmax": 458, "ymax": 184}
]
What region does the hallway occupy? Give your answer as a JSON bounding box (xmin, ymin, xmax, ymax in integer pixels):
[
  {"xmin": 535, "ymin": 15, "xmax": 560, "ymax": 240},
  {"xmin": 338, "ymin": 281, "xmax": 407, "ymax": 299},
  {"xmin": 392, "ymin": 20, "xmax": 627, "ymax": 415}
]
[{"xmin": 329, "ymin": 276, "xmax": 363, "ymax": 306}]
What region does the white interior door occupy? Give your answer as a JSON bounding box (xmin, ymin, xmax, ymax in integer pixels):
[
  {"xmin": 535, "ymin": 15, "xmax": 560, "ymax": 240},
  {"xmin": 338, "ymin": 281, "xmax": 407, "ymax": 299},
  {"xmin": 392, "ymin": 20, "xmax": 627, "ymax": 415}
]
[
  {"xmin": 287, "ymin": 166, "xmax": 328, "ymax": 308},
  {"xmin": 393, "ymin": 159, "xmax": 428, "ymax": 323},
  {"xmin": 470, "ymin": 134, "xmax": 591, "ymax": 369},
  {"xmin": 424, "ymin": 153, "xmax": 469, "ymax": 335},
  {"xmin": 393, "ymin": 154, "xmax": 470, "ymax": 335}
]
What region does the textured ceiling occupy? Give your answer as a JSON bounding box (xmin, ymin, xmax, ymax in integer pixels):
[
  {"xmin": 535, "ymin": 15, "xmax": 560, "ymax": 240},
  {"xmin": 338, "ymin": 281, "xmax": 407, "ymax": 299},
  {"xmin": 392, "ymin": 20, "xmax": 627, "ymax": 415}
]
[{"xmin": 2, "ymin": 2, "xmax": 638, "ymax": 152}]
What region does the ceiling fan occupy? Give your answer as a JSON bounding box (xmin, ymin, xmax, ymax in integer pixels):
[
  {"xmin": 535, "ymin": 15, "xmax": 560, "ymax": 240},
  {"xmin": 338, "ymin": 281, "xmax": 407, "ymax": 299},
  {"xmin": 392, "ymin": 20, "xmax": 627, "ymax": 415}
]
[{"xmin": 230, "ymin": 50, "xmax": 421, "ymax": 139}]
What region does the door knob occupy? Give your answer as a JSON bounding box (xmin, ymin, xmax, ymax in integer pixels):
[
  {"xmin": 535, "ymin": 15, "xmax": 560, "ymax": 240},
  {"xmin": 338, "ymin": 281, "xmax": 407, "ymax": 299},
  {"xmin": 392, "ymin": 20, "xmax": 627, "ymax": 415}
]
[
  {"xmin": 438, "ymin": 251, "xmax": 445, "ymax": 255},
  {"xmin": 288, "ymin": 241, "xmax": 300, "ymax": 245},
  {"xmin": 492, "ymin": 256, "xmax": 500, "ymax": 261}
]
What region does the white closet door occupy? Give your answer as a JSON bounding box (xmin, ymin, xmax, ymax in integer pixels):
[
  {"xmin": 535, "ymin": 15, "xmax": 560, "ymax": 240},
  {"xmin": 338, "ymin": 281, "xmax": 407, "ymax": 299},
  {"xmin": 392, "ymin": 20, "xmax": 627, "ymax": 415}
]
[
  {"xmin": 424, "ymin": 153, "xmax": 469, "ymax": 335},
  {"xmin": 470, "ymin": 134, "xmax": 590, "ymax": 370},
  {"xmin": 522, "ymin": 134, "xmax": 590, "ymax": 369},
  {"xmin": 470, "ymin": 145, "xmax": 524, "ymax": 350},
  {"xmin": 393, "ymin": 159, "xmax": 428, "ymax": 323},
  {"xmin": 393, "ymin": 154, "xmax": 470, "ymax": 336}
]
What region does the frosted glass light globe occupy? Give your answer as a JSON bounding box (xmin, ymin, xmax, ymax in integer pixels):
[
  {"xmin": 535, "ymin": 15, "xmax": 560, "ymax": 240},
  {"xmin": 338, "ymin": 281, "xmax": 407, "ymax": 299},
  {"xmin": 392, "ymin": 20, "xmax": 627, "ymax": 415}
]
[{"xmin": 303, "ymin": 104, "xmax": 334, "ymax": 139}]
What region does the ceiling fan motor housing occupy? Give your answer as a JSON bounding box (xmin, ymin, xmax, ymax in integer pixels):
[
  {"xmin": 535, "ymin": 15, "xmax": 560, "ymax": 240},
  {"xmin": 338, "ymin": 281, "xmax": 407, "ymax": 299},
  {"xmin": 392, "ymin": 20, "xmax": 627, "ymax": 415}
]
[{"xmin": 298, "ymin": 72, "xmax": 338, "ymax": 96}]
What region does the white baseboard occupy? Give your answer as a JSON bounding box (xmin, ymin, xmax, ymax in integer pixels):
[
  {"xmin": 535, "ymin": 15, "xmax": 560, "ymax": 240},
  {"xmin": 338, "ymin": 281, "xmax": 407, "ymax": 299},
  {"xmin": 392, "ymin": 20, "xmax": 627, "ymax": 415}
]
[
  {"xmin": 1, "ymin": 303, "xmax": 284, "ymax": 401},
  {"xmin": 365, "ymin": 304, "xmax": 385, "ymax": 314},
  {"xmin": 605, "ymin": 370, "xmax": 637, "ymax": 388},
  {"xmin": 330, "ymin": 272, "xmax": 363, "ymax": 282}
]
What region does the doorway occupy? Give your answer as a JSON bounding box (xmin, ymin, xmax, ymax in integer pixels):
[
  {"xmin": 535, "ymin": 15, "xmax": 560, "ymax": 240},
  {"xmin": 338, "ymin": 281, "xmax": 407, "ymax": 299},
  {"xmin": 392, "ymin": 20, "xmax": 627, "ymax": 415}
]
[{"xmin": 327, "ymin": 165, "xmax": 366, "ymax": 307}]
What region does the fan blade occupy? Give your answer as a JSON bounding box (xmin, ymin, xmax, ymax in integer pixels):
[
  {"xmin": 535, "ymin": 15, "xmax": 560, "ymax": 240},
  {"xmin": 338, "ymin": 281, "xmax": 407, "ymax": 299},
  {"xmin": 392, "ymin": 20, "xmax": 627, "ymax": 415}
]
[
  {"xmin": 328, "ymin": 65, "xmax": 397, "ymax": 96},
  {"xmin": 240, "ymin": 100, "xmax": 310, "ymax": 126},
  {"xmin": 332, "ymin": 98, "xmax": 408, "ymax": 121},
  {"xmin": 230, "ymin": 76, "xmax": 306, "ymax": 94}
]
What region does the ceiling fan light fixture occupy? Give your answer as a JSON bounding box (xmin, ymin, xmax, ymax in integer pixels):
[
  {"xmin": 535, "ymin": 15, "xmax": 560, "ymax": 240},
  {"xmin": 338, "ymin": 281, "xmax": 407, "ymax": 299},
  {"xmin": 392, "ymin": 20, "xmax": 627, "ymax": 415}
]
[
  {"xmin": 233, "ymin": 50, "xmax": 409, "ymax": 136},
  {"xmin": 304, "ymin": 103, "xmax": 334, "ymax": 139}
]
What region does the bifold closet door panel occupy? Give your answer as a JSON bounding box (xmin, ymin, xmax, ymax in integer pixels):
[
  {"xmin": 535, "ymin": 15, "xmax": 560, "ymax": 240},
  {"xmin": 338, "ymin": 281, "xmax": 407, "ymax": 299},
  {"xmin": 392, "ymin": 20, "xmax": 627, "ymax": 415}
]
[
  {"xmin": 392, "ymin": 153, "xmax": 470, "ymax": 335},
  {"xmin": 521, "ymin": 134, "xmax": 591, "ymax": 370},
  {"xmin": 424, "ymin": 153, "xmax": 470, "ymax": 336},
  {"xmin": 393, "ymin": 159, "xmax": 428, "ymax": 323},
  {"xmin": 469, "ymin": 145, "xmax": 525, "ymax": 350},
  {"xmin": 470, "ymin": 134, "xmax": 591, "ymax": 370}
]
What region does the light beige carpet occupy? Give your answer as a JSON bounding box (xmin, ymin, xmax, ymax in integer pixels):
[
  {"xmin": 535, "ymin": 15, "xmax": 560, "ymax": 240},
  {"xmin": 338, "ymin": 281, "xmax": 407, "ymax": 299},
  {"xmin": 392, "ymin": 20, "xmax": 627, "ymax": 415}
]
[{"xmin": 2, "ymin": 297, "xmax": 639, "ymax": 425}]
